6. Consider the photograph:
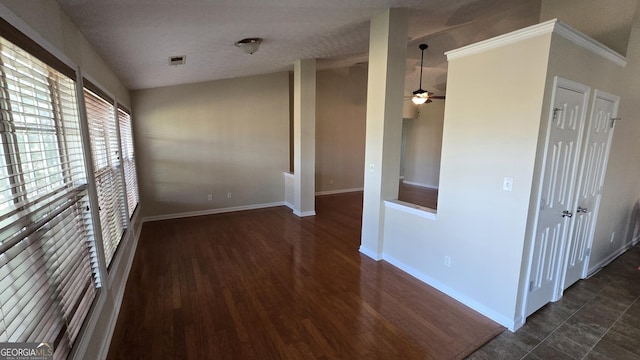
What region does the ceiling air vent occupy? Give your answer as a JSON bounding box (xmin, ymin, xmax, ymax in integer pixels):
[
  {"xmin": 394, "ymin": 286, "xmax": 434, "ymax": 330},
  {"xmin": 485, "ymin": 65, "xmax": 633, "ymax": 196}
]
[{"xmin": 168, "ymin": 55, "xmax": 186, "ymax": 66}]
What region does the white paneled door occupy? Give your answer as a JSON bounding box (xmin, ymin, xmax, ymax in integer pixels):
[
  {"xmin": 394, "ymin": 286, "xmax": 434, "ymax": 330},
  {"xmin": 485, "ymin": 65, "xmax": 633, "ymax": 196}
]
[
  {"xmin": 526, "ymin": 78, "xmax": 589, "ymax": 317},
  {"xmin": 563, "ymin": 91, "xmax": 619, "ymax": 289}
]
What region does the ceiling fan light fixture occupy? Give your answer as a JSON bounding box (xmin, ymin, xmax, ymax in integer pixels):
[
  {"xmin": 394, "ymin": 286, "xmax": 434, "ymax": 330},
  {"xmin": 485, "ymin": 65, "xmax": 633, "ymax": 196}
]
[
  {"xmin": 412, "ymin": 43, "xmax": 430, "ymax": 105},
  {"xmin": 234, "ymin": 37, "xmax": 263, "ymax": 54},
  {"xmin": 412, "ymin": 89, "xmax": 429, "ymax": 105}
]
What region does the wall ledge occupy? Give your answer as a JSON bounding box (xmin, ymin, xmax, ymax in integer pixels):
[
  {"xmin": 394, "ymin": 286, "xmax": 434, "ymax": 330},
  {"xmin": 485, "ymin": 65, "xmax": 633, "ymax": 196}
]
[
  {"xmin": 401, "ymin": 180, "xmax": 438, "ymax": 189},
  {"xmin": 384, "ymin": 199, "xmax": 437, "ymax": 220},
  {"xmin": 316, "ymin": 187, "xmax": 364, "ymax": 196}
]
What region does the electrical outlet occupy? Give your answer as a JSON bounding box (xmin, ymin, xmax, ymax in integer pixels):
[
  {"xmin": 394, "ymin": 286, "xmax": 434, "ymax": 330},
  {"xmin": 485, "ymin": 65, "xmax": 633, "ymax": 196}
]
[
  {"xmin": 227, "ymin": 192, "xmax": 232, "ymax": 199},
  {"xmin": 444, "ymin": 256, "xmax": 452, "ymax": 268},
  {"xmin": 207, "ymin": 193, "xmax": 213, "ymax": 201}
]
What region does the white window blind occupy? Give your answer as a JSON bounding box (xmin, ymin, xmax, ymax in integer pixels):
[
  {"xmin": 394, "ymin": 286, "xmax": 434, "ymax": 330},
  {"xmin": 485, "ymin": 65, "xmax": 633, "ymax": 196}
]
[
  {"xmin": 84, "ymin": 88, "xmax": 126, "ymax": 268},
  {"xmin": 0, "ymin": 36, "xmax": 98, "ymax": 360},
  {"xmin": 117, "ymin": 108, "xmax": 138, "ymax": 219}
]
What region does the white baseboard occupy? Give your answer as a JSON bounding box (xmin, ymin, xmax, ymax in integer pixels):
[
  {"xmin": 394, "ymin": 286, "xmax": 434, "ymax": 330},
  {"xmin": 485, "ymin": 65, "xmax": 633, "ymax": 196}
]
[
  {"xmin": 359, "ymin": 246, "xmax": 382, "ymax": 261},
  {"xmin": 142, "ymin": 202, "xmax": 285, "ymax": 222},
  {"xmin": 587, "ymin": 242, "xmax": 635, "ymax": 275},
  {"xmin": 315, "ymin": 187, "xmax": 364, "ymax": 196},
  {"xmin": 382, "ymin": 253, "xmax": 516, "ymax": 331},
  {"xmin": 293, "ymin": 210, "xmax": 316, "ymax": 217},
  {"xmin": 401, "ymin": 180, "xmax": 439, "ymax": 189},
  {"xmin": 284, "ymin": 201, "xmax": 294, "ymax": 210}
]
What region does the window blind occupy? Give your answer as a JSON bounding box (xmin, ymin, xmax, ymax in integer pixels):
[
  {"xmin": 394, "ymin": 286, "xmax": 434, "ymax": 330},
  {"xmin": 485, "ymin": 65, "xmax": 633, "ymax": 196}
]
[
  {"xmin": 0, "ymin": 36, "xmax": 97, "ymax": 360},
  {"xmin": 84, "ymin": 89, "xmax": 126, "ymax": 268},
  {"xmin": 117, "ymin": 108, "xmax": 138, "ymax": 219}
]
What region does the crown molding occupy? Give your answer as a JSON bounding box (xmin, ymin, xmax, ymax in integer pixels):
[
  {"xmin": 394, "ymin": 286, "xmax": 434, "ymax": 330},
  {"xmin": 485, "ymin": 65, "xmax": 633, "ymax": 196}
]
[{"xmin": 446, "ymin": 19, "xmax": 627, "ymax": 68}]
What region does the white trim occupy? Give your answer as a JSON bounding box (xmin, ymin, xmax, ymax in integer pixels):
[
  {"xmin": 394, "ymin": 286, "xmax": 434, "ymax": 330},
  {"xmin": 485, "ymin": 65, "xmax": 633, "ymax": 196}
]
[
  {"xmin": 521, "ymin": 76, "xmax": 591, "ymax": 319},
  {"xmin": 587, "ymin": 242, "xmax": 635, "ymax": 276},
  {"xmin": 0, "ymin": 3, "xmax": 78, "ymax": 71},
  {"xmin": 576, "ymin": 89, "xmax": 620, "ymax": 279},
  {"xmin": 293, "ymin": 210, "xmax": 316, "ymax": 217},
  {"xmin": 382, "ymin": 254, "xmax": 518, "ymax": 331},
  {"xmin": 83, "ymin": 72, "xmax": 117, "ymax": 103},
  {"xmin": 70, "ymin": 289, "xmax": 107, "ymax": 360},
  {"xmin": 284, "ymin": 201, "xmax": 295, "ymax": 210},
  {"xmin": 99, "ymin": 222, "xmax": 142, "ymax": 360},
  {"xmin": 554, "ymin": 22, "xmax": 627, "ymax": 67},
  {"xmin": 446, "ymin": 19, "xmax": 627, "ymax": 67},
  {"xmin": 142, "ymin": 202, "xmax": 285, "ymax": 222},
  {"xmin": 384, "ymin": 200, "xmax": 437, "ymax": 220},
  {"xmin": 400, "ymin": 180, "xmax": 438, "ymax": 190},
  {"xmin": 315, "ymin": 187, "xmax": 364, "ymax": 196},
  {"xmin": 446, "ymin": 19, "xmax": 556, "ymax": 60},
  {"xmin": 359, "ymin": 246, "xmax": 382, "ymax": 261},
  {"xmin": 72, "ymin": 213, "xmax": 143, "ymax": 360}
]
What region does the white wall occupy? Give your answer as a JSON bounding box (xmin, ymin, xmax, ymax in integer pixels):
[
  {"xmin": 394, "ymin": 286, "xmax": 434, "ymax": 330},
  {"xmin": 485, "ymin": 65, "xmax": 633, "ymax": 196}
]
[
  {"xmin": 0, "ymin": 0, "xmax": 130, "ymax": 106},
  {"xmin": 132, "ymin": 72, "xmax": 290, "ymax": 219},
  {"xmin": 541, "ymin": 0, "xmax": 640, "ymax": 272},
  {"xmin": 540, "ymin": 0, "xmax": 640, "ymax": 280},
  {"xmin": 403, "ymin": 100, "xmax": 445, "ymax": 188},
  {"xmin": 315, "ymin": 66, "xmax": 367, "ymax": 193},
  {"xmin": 587, "ymin": 26, "xmax": 640, "ymax": 270},
  {"xmin": 540, "ymin": 0, "xmax": 637, "ymax": 56},
  {"xmin": 380, "ymin": 15, "xmax": 640, "ymax": 330},
  {"xmin": 381, "ymin": 33, "xmax": 553, "ymax": 330}
]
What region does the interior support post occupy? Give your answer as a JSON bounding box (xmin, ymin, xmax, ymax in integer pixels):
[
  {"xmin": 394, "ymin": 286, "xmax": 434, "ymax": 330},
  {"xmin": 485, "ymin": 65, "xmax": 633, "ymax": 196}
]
[
  {"xmin": 360, "ymin": 8, "xmax": 408, "ymax": 259},
  {"xmin": 292, "ymin": 58, "xmax": 316, "ymax": 217}
]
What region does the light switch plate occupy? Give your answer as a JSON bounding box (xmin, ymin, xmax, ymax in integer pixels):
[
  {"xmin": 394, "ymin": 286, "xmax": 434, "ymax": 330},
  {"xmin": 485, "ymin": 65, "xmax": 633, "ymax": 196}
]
[{"xmin": 503, "ymin": 177, "xmax": 513, "ymax": 191}]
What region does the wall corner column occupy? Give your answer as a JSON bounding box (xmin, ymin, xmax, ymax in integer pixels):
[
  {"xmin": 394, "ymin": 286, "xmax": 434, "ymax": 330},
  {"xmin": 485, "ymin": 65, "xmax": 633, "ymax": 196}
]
[
  {"xmin": 360, "ymin": 8, "xmax": 408, "ymax": 259},
  {"xmin": 293, "ymin": 58, "xmax": 316, "ymax": 217}
]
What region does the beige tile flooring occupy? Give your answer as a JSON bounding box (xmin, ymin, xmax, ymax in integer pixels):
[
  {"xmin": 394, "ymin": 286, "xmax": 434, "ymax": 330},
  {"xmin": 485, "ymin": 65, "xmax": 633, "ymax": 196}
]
[{"xmin": 468, "ymin": 243, "xmax": 640, "ymax": 359}]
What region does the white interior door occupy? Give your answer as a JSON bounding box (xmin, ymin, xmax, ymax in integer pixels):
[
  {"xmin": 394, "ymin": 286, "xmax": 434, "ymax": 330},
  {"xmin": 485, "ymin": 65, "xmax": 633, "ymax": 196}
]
[
  {"xmin": 526, "ymin": 78, "xmax": 589, "ymax": 317},
  {"xmin": 563, "ymin": 90, "xmax": 618, "ymax": 288}
]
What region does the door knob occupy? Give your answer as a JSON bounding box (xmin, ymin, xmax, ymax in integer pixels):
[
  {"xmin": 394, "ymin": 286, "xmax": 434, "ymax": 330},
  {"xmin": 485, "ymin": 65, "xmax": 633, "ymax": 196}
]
[
  {"xmin": 562, "ymin": 210, "xmax": 573, "ymax": 218},
  {"xmin": 577, "ymin": 206, "xmax": 588, "ymax": 213}
]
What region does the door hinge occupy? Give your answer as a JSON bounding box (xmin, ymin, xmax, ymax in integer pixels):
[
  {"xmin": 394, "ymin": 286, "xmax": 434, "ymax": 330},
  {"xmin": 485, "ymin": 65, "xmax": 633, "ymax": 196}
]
[{"xmin": 529, "ymin": 281, "xmax": 534, "ymax": 292}]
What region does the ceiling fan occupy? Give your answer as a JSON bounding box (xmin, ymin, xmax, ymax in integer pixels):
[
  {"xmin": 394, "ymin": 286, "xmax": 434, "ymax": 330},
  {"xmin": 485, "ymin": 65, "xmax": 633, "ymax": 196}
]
[{"xmin": 406, "ymin": 43, "xmax": 445, "ymax": 105}]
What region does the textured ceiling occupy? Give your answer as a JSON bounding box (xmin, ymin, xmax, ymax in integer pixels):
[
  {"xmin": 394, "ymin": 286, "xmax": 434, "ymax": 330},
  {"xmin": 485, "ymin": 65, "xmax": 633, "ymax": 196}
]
[{"xmin": 55, "ymin": 0, "xmax": 541, "ymax": 91}]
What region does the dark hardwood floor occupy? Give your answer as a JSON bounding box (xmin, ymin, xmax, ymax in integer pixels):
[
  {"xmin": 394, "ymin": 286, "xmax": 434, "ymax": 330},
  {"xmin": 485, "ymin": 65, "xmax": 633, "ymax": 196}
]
[
  {"xmin": 398, "ymin": 180, "xmax": 438, "ymax": 209},
  {"xmin": 108, "ymin": 192, "xmax": 502, "ymax": 359}
]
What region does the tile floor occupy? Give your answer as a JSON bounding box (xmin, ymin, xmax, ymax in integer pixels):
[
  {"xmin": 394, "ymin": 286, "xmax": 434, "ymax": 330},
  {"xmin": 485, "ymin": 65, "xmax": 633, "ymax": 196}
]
[{"xmin": 468, "ymin": 243, "xmax": 640, "ymax": 359}]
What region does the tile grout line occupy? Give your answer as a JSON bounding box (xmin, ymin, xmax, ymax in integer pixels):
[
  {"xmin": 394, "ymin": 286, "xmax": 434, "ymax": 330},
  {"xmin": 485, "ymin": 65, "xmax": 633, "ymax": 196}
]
[
  {"xmin": 580, "ymin": 295, "xmax": 640, "ymax": 360},
  {"xmin": 519, "ymin": 287, "xmax": 605, "ymax": 360}
]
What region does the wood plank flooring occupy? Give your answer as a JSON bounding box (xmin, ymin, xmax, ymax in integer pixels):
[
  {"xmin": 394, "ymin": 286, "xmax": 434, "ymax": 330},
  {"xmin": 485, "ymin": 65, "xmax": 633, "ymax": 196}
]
[
  {"xmin": 398, "ymin": 181, "xmax": 438, "ymax": 209},
  {"xmin": 107, "ymin": 192, "xmax": 502, "ymax": 359}
]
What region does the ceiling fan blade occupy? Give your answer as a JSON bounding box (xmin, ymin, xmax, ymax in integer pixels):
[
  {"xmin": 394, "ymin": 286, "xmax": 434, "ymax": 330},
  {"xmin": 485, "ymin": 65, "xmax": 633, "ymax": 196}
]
[{"xmin": 430, "ymin": 95, "xmax": 446, "ymax": 99}]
